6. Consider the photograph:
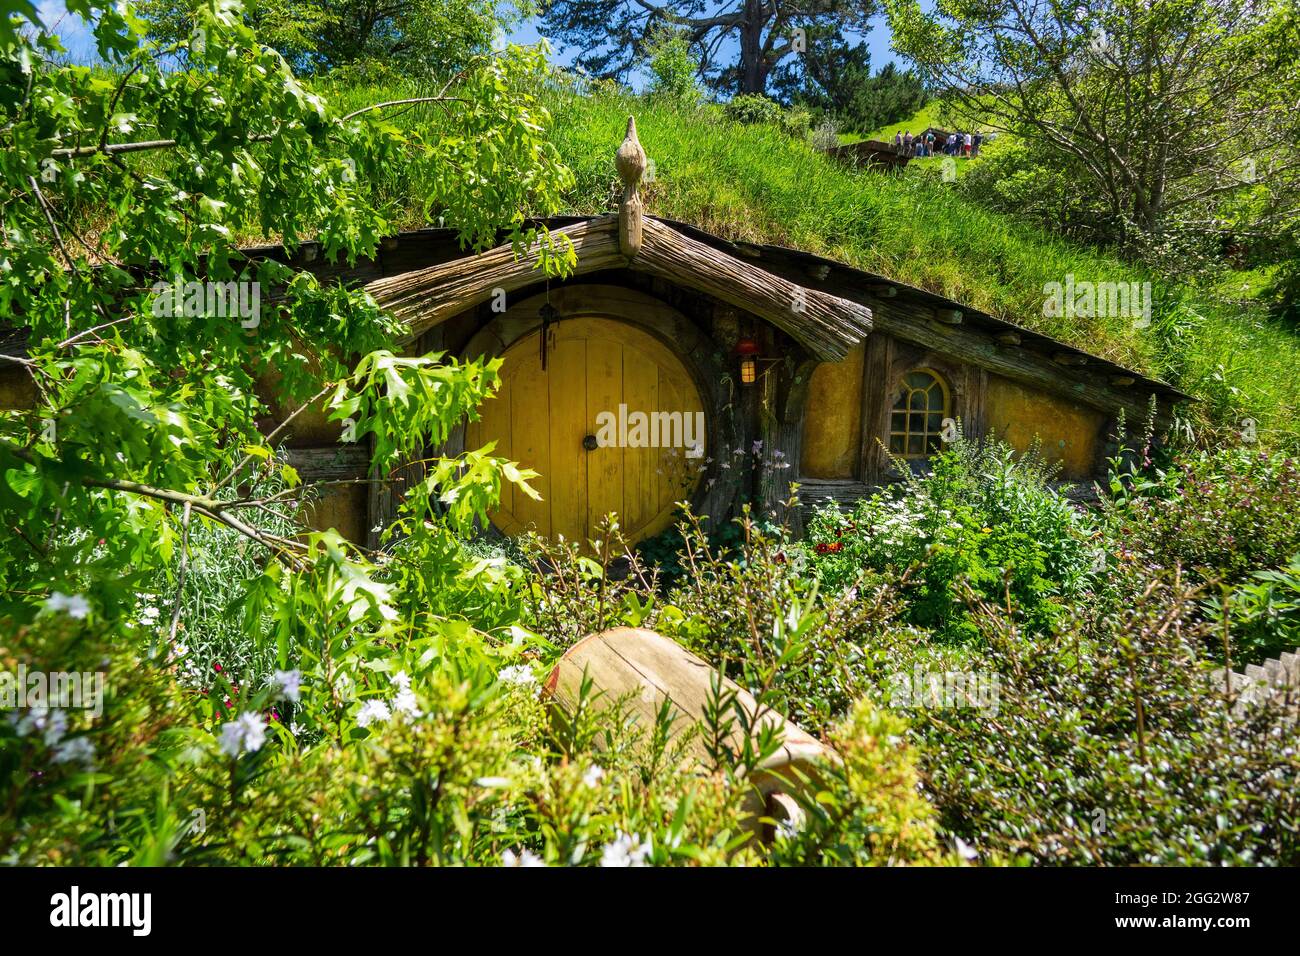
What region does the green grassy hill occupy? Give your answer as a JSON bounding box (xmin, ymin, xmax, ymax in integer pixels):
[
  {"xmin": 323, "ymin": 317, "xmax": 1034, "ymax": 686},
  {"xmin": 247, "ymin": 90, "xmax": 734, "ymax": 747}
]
[{"xmin": 328, "ymin": 79, "xmax": 1300, "ymax": 447}]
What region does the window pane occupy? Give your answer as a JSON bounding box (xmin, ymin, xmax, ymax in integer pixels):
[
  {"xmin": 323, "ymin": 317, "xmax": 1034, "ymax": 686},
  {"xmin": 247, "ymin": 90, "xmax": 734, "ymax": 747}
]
[
  {"xmin": 889, "ymin": 434, "xmax": 905, "ymax": 454},
  {"xmin": 907, "ymin": 434, "xmax": 924, "ymax": 456},
  {"xmin": 909, "ymin": 389, "xmax": 927, "ymax": 410},
  {"xmin": 927, "ymin": 412, "xmax": 943, "ymax": 433},
  {"xmin": 906, "ymin": 372, "xmax": 933, "ymax": 389},
  {"xmin": 928, "ymin": 388, "xmax": 945, "ymax": 410},
  {"xmin": 891, "ymin": 411, "xmax": 907, "ymax": 432}
]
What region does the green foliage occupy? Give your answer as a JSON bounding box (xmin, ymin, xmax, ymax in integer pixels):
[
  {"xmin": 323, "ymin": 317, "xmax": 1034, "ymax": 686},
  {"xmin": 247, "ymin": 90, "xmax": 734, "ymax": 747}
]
[
  {"xmin": 806, "ymin": 439, "xmax": 1100, "ymax": 642},
  {"xmin": 1219, "ymin": 554, "xmax": 1300, "ymax": 663},
  {"xmin": 771, "ymin": 38, "xmax": 927, "ymax": 136},
  {"xmin": 723, "ymin": 94, "xmax": 811, "ymax": 139},
  {"xmin": 885, "ymin": 0, "xmax": 1300, "ymax": 251},
  {"xmin": 136, "ymin": 0, "xmax": 528, "ymax": 76},
  {"xmin": 911, "ymin": 566, "xmax": 1300, "ymax": 865},
  {"xmin": 538, "ymin": 0, "xmax": 879, "ymax": 97},
  {"xmin": 522, "ymin": 508, "xmax": 905, "ymax": 734},
  {"xmin": 1104, "ymin": 446, "xmax": 1300, "ymax": 589},
  {"xmin": 1105, "ymin": 445, "xmax": 1300, "ymax": 661},
  {"xmin": 769, "ymin": 699, "xmax": 945, "ymax": 866},
  {"xmin": 643, "ymin": 26, "xmax": 699, "ymax": 104}
]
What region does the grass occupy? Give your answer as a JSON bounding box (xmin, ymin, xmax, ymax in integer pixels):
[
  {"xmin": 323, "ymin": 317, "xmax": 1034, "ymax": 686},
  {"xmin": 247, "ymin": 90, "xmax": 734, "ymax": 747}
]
[
  {"xmin": 271, "ymin": 78, "xmax": 1300, "ymax": 449},
  {"xmin": 863, "ymin": 101, "xmax": 949, "ymax": 143}
]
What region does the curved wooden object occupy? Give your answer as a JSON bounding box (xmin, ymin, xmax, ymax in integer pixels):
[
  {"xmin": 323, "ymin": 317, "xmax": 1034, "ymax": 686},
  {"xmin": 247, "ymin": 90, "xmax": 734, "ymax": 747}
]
[
  {"xmin": 615, "ymin": 116, "xmax": 646, "ymax": 258},
  {"xmin": 544, "ymin": 627, "xmax": 834, "ymax": 830},
  {"xmin": 365, "ymin": 218, "xmax": 871, "ymax": 363}
]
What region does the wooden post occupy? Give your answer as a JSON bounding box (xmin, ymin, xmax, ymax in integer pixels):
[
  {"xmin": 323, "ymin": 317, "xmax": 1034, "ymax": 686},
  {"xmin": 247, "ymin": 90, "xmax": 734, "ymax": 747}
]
[{"xmin": 615, "ymin": 116, "xmax": 646, "ymax": 258}]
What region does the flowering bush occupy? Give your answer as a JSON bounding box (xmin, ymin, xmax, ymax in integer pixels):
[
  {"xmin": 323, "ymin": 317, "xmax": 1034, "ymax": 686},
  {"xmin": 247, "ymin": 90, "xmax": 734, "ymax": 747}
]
[
  {"xmin": 910, "ymin": 564, "xmax": 1300, "ymax": 865},
  {"xmin": 1105, "ymin": 447, "xmax": 1300, "ymax": 584},
  {"xmin": 1104, "ymin": 446, "xmax": 1300, "ymax": 661},
  {"xmin": 806, "ymin": 439, "xmax": 1100, "ymax": 642}
]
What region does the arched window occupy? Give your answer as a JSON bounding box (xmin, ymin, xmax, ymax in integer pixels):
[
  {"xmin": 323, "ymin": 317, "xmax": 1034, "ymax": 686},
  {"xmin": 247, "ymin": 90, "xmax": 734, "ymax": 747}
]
[{"xmin": 889, "ymin": 369, "xmax": 950, "ymax": 458}]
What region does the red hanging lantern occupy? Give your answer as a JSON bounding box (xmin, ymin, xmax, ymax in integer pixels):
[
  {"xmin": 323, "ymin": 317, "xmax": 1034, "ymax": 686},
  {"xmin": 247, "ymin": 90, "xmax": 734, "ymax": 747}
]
[{"xmin": 734, "ymin": 337, "xmax": 760, "ymax": 385}]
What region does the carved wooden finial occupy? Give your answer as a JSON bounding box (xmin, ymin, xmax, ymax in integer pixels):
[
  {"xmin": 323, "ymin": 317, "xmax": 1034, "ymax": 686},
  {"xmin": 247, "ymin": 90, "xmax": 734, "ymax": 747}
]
[{"xmin": 615, "ymin": 116, "xmax": 646, "ymax": 257}]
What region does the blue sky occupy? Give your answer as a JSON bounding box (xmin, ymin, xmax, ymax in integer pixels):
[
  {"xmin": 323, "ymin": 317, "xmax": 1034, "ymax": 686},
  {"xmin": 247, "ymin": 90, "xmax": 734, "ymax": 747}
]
[{"xmin": 37, "ymin": 1, "xmax": 906, "ymax": 79}]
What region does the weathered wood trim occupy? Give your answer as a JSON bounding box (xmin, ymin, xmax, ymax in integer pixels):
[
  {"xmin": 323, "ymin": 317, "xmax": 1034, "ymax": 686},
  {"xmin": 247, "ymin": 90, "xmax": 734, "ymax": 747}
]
[
  {"xmin": 615, "ymin": 117, "xmax": 646, "ymax": 258},
  {"xmin": 283, "ymin": 444, "xmax": 370, "ymax": 480},
  {"xmin": 858, "ymin": 295, "xmax": 1160, "ymax": 423},
  {"xmin": 364, "ymin": 217, "xmax": 873, "ymax": 363}
]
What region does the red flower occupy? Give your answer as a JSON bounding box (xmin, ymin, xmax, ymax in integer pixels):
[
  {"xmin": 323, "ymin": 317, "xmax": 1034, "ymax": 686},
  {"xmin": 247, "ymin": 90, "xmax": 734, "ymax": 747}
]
[
  {"xmin": 774, "ymin": 552, "xmax": 787, "ymax": 564},
  {"xmin": 815, "ymin": 541, "xmax": 843, "ymax": 554}
]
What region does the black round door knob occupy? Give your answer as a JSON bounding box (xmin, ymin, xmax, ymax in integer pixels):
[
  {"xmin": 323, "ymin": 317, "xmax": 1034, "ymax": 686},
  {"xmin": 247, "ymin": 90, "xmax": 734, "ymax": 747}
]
[{"xmin": 582, "ymin": 434, "xmax": 599, "ymax": 451}]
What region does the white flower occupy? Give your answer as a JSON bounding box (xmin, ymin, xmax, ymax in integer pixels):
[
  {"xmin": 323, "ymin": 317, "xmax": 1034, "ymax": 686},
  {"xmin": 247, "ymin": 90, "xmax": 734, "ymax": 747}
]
[
  {"xmin": 51, "ymin": 736, "xmax": 96, "ymax": 768},
  {"xmin": 356, "ymin": 699, "xmax": 391, "ymax": 728},
  {"xmin": 272, "ymin": 669, "xmax": 302, "ymax": 703},
  {"xmin": 955, "ymin": 837, "xmax": 979, "ymax": 861},
  {"xmin": 389, "ymin": 671, "xmax": 411, "ymax": 692},
  {"xmin": 600, "ymin": 831, "xmax": 652, "ymax": 867},
  {"xmin": 44, "ymin": 592, "xmax": 90, "ymax": 619},
  {"xmin": 41, "ymin": 708, "xmax": 68, "ymax": 746},
  {"xmin": 392, "ymin": 688, "xmax": 422, "ymax": 720},
  {"xmin": 502, "ymin": 848, "xmax": 545, "ymax": 867},
  {"xmin": 582, "ymin": 764, "xmax": 605, "ymax": 789},
  {"xmin": 138, "ymin": 605, "xmax": 160, "ymax": 624},
  {"xmin": 498, "ymin": 664, "xmax": 538, "ymax": 690},
  {"xmin": 218, "ymin": 712, "xmax": 268, "ymax": 757},
  {"xmin": 775, "ymin": 819, "xmax": 801, "ymax": 842},
  {"xmin": 10, "ymin": 706, "xmax": 67, "ymax": 745}
]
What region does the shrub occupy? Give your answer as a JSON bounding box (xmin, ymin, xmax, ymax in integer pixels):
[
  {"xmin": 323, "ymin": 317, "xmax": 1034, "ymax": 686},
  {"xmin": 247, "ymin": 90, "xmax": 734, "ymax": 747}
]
[
  {"xmin": 723, "ymin": 94, "xmax": 811, "ymax": 139},
  {"xmin": 770, "ymin": 698, "xmax": 946, "ymax": 866},
  {"xmin": 644, "ymin": 27, "xmax": 701, "ymax": 105},
  {"xmin": 1214, "ymin": 553, "xmax": 1300, "ymax": 662},
  {"xmin": 911, "ymin": 565, "xmax": 1300, "ymax": 865},
  {"xmin": 1106, "ymin": 446, "xmax": 1300, "ymax": 586},
  {"xmin": 1105, "ymin": 445, "xmax": 1300, "ymax": 662},
  {"xmin": 806, "ymin": 439, "xmax": 1101, "ymax": 642},
  {"xmin": 520, "ymin": 509, "xmax": 907, "ymax": 734}
]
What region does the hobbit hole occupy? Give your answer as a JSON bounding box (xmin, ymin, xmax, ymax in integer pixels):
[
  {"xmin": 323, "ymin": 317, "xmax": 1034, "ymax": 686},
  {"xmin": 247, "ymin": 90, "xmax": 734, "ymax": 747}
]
[{"xmin": 0, "ymin": 117, "xmax": 1189, "ymax": 549}]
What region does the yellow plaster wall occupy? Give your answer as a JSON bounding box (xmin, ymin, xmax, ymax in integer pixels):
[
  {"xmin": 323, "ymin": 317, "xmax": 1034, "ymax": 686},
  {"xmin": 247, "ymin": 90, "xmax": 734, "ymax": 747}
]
[
  {"xmin": 799, "ymin": 344, "xmax": 864, "ymax": 479},
  {"xmin": 984, "ymin": 374, "xmax": 1104, "ymax": 479}
]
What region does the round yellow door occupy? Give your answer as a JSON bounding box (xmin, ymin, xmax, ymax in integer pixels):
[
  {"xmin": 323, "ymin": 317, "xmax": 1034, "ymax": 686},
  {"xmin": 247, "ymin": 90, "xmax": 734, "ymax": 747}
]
[{"xmin": 466, "ymin": 317, "xmax": 706, "ymax": 545}]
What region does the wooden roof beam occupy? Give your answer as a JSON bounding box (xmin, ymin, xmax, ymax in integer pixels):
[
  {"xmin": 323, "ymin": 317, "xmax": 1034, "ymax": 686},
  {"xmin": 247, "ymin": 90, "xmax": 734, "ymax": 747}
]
[{"xmin": 364, "ymin": 216, "xmax": 873, "ymax": 362}]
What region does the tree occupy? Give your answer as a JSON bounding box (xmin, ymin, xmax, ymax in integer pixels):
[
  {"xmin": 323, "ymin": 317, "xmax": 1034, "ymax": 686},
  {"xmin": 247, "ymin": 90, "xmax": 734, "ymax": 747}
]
[
  {"xmin": 136, "ymin": 0, "xmax": 531, "ymax": 75},
  {"xmin": 540, "ymin": 0, "xmax": 878, "ymax": 95},
  {"xmin": 0, "ymin": 0, "xmax": 573, "ymax": 640},
  {"xmin": 884, "ymin": 0, "xmax": 1300, "ymax": 249},
  {"xmin": 770, "ymin": 37, "xmax": 927, "ymax": 133}
]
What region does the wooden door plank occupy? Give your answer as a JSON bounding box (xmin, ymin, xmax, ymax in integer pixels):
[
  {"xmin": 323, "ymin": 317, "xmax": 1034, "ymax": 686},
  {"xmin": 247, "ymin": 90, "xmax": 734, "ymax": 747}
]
[
  {"xmin": 622, "ymin": 346, "xmax": 659, "ymax": 533},
  {"xmin": 586, "ymin": 336, "xmax": 624, "ymax": 539},
  {"xmin": 547, "ymin": 332, "xmax": 588, "ymax": 545},
  {"xmin": 473, "ymin": 373, "xmax": 513, "ymax": 518}
]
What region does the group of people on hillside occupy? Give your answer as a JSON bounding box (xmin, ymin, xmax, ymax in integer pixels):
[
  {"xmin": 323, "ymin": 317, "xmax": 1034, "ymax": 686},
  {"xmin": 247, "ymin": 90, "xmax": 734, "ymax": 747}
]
[{"xmin": 893, "ymin": 129, "xmax": 983, "ymax": 159}]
